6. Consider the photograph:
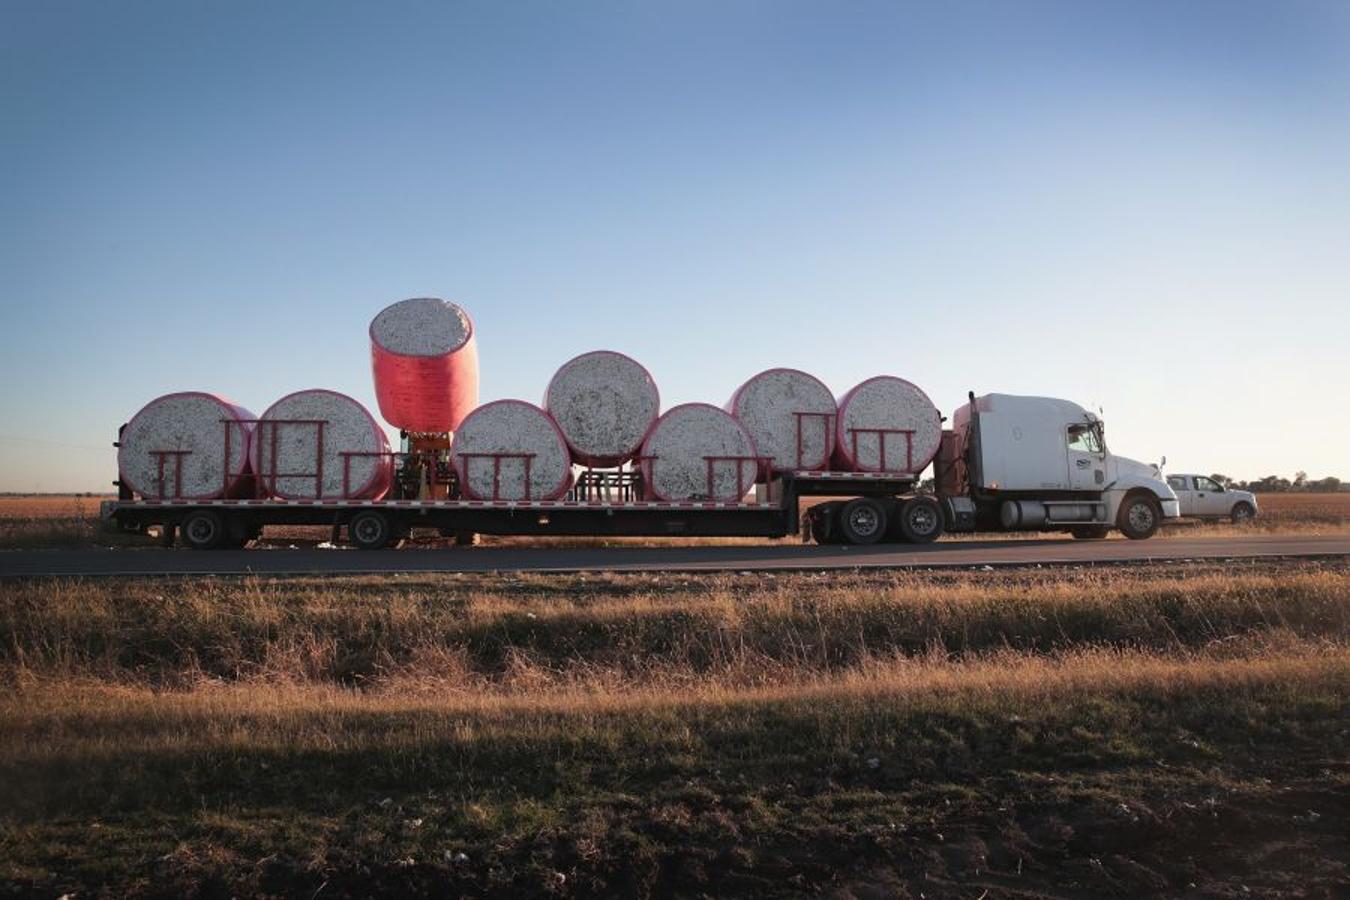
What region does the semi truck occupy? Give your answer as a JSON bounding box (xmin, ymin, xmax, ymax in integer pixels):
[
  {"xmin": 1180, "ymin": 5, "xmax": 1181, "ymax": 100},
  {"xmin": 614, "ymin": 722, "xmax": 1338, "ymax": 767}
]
[{"xmin": 103, "ymin": 392, "xmax": 1179, "ymax": 550}]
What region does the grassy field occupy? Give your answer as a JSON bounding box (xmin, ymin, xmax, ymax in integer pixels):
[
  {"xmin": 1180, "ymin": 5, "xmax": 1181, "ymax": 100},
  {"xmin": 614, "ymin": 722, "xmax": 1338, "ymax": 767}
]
[
  {"xmin": 1, "ymin": 491, "xmax": 1347, "ymax": 550},
  {"xmin": 2, "ymin": 562, "xmax": 1347, "ymax": 896}
]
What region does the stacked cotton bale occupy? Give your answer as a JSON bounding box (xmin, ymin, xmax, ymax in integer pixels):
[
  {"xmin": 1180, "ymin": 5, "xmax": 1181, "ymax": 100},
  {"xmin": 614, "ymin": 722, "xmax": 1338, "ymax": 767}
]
[
  {"xmin": 451, "ymin": 400, "xmax": 572, "ymax": 500},
  {"xmin": 834, "ymin": 376, "xmax": 942, "ymax": 474},
  {"xmin": 727, "ymin": 368, "xmax": 836, "ymax": 474},
  {"xmin": 251, "ymin": 389, "xmax": 393, "ymax": 499},
  {"xmin": 545, "ymin": 350, "xmax": 660, "ymax": 468},
  {"xmin": 117, "ymin": 392, "xmax": 255, "ymax": 499},
  {"xmin": 640, "ymin": 403, "xmax": 758, "ymax": 501},
  {"xmin": 370, "ymin": 297, "xmax": 479, "ymax": 433}
]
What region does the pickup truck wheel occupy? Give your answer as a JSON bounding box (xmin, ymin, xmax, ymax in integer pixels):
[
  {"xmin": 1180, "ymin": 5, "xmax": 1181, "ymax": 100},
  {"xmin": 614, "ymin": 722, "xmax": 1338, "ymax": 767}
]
[
  {"xmin": 1071, "ymin": 525, "xmax": 1110, "ymax": 540},
  {"xmin": 348, "ymin": 510, "xmax": 394, "ymax": 550},
  {"xmin": 839, "ymin": 498, "xmax": 887, "ymax": 545},
  {"xmin": 1117, "ymin": 494, "xmax": 1161, "ymax": 540},
  {"xmin": 897, "ymin": 497, "xmax": 944, "ymax": 543},
  {"xmin": 180, "ymin": 510, "xmax": 226, "ymax": 550},
  {"xmin": 1231, "ymin": 502, "xmax": 1255, "ymax": 524}
]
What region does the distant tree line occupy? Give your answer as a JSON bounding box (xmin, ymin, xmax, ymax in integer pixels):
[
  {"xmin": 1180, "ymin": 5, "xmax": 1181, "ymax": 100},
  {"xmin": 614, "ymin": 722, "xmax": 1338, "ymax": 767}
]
[{"xmin": 1209, "ymin": 472, "xmax": 1345, "ymax": 493}]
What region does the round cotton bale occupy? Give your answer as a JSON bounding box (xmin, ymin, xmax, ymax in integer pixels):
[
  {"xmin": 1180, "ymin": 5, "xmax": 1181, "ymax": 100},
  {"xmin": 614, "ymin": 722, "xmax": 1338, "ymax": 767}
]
[
  {"xmin": 834, "ymin": 376, "xmax": 942, "ymax": 473},
  {"xmin": 640, "ymin": 403, "xmax": 758, "ymax": 502},
  {"xmin": 728, "ymin": 368, "xmax": 836, "ymax": 474},
  {"xmin": 544, "ymin": 350, "xmax": 660, "ymax": 468},
  {"xmin": 251, "ymin": 389, "xmax": 393, "ymax": 500},
  {"xmin": 117, "ymin": 392, "xmax": 255, "ymax": 500},
  {"xmin": 370, "ymin": 297, "xmax": 479, "ymax": 434},
  {"xmin": 451, "ymin": 400, "xmax": 571, "ymax": 501}
]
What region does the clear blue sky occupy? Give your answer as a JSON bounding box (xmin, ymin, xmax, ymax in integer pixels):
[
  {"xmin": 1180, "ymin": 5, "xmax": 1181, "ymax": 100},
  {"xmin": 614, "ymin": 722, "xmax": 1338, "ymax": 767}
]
[{"xmin": 2, "ymin": 1, "xmax": 1347, "ymax": 491}]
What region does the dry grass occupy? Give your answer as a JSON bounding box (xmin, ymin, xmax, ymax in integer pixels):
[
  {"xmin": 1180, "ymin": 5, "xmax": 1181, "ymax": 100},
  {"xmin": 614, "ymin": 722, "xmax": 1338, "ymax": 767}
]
[
  {"xmin": 1, "ymin": 562, "xmax": 1348, "ymax": 896},
  {"xmin": 3, "ymin": 563, "xmax": 1347, "ymax": 691}
]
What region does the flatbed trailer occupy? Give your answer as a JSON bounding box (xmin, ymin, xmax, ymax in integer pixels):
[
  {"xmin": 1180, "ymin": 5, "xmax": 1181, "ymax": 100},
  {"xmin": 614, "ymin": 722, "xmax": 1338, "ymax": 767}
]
[{"xmin": 103, "ymin": 469, "xmax": 955, "ymax": 550}]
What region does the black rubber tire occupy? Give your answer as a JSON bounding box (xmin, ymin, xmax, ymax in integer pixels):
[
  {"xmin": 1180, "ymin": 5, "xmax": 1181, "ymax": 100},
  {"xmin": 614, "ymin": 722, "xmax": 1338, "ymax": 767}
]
[
  {"xmin": 180, "ymin": 510, "xmax": 227, "ymax": 550},
  {"xmin": 809, "ymin": 511, "xmax": 832, "ymax": 545},
  {"xmin": 1070, "ymin": 525, "xmax": 1110, "ymax": 540},
  {"xmin": 1231, "ymin": 502, "xmax": 1255, "ymax": 524},
  {"xmin": 348, "ymin": 510, "xmax": 395, "ymax": 550},
  {"xmin": 839, "ymin": 498, "xmax": 888, "ymax": 545},
  {"xmin": 897, "ymin": 496, "xmax": 945, "ymax": 544},
  {"xmin": 1116, "ymin": 494, "xmax": 1161, "ymax": 540}
]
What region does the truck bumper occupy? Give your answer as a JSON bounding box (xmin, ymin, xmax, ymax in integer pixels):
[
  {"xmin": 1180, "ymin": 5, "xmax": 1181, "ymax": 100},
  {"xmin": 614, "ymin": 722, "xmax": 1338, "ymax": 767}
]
[{"xmin": 1159, "ymin": 499, "xmax": 1181, "ymax": 520}]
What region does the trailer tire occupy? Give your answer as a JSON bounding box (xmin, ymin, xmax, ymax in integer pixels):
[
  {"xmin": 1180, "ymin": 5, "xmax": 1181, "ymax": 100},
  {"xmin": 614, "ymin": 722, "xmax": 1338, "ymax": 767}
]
[
  {"xmin": 180, "ymin": 510, "xmax": 227, "ymax": 550},
  {"xmin": 1117, "ymin": 493, "xmax": 1161, "ymax": 540},
  {"xmin": 839, "ymin": 498, "xmax": 887, "ymax": 545},
  {"xmin": 897, "ymin": 497, "xmax": 944, "ymax": 543},
  {"xmin": 349, "ymin": 510, "xmax": 395, "ymax": 550}
]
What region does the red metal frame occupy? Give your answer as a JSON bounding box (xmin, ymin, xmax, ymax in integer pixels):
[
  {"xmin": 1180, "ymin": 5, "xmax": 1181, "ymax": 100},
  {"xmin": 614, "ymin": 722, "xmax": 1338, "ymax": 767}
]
[
  {"xmin": 702, "ymin": 454, "xmax": 774, "ymax": 500},
  {"xmin": 792, "ymin": 411, "xmax": 837, "ymax": 469},
  {"xmin": 847, "ymin": 427, "xmax": 916, "ymax": 474},
  {"xmin": 224, "ymin": 417, "xmax": 329, "ymax": 499},
  {"xmin": 147, "ymin": 449, "xmax": 191, "ymax": 499},
  {"xmin": 457, "ymin": 451, "xmax": 537, "ymax": 500}
]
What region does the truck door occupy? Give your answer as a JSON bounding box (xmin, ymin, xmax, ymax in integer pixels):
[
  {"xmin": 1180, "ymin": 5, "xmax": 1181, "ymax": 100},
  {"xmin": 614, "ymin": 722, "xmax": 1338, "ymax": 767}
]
[
  {"xmin": 1167, "ymin": 476, "xmax": 1193, "ymax": 515},
  {"xmin": 1191, "ymin": 476, "xmax": 1225, "ymax": 517},
  {"xmin": 1065, "ymin": 422, "xmax": 1106, "ymax": 492}
]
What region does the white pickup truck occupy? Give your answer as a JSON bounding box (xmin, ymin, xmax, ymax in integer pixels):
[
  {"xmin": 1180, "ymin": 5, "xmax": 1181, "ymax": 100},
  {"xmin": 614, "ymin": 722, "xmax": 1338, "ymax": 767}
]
[{"xmin": 1165, "ymin": 474, "xmax": 1259, "ymax": 523}]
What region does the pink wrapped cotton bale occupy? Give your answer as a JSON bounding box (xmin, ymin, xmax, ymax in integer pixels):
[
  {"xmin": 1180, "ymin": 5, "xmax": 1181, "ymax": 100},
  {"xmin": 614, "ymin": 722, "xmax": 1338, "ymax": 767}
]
[
  {"xmin": 117, "ymin": 392, "xmax": 255, "ymax": 499},
  {"xmin": 639, "ymin": 403, "xmax": 758, "ymax": 502},
  {"xmin": 727, "ymin": 368, "xmax": 836, "ymax": 474},
  {"xmin": 370, "ymin": 297, "xmax": 479, "ymax": 433},
  {"xmin": 451, "ymin": 400, "xmax": 572, "ymax": 500},
  {"xmin": 544, "ymin": 350, "xmax": 660, "ymax": 468},
  {"xmin": 251, "ymin": 389, "xmax": 392, "ymax": 499},
  {"xmin": 834, "ymin": 376, "xmax": 942, "ymax": 474}
]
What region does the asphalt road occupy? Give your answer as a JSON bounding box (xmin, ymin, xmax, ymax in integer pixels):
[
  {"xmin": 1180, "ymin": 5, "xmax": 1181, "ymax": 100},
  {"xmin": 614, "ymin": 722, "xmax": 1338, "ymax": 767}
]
[{"xmin": 1, "ymin": 534, "xmax": 1346, "ymax": 578}]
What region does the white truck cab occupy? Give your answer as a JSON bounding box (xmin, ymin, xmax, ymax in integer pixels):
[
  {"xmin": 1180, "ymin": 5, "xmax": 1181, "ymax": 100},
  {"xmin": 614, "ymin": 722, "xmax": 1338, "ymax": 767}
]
[
  {"xmin": 1165, "ymin": 474, "xmax": 1258, "ymax": 523},
  {"xmin": 940, "ymin": 393, "xmax": 1179, "ymax": 539}
]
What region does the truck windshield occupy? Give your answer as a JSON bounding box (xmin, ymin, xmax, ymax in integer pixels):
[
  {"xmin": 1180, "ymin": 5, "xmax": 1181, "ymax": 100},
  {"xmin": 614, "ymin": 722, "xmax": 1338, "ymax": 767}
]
[{"xmin": 1067, "ymin": 423, "xmax": 1103, "ymax": 454}]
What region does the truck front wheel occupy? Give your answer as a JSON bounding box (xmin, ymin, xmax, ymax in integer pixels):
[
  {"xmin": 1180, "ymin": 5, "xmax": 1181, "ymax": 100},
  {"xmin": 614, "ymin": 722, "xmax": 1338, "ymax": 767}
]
[
  {"xmin": 839, "ymin": 498, "xmax": 887, "ymax": 545},
  {"xmin": 1117, "ymin": 494, "xmax": 1161, "ymax": 540}
]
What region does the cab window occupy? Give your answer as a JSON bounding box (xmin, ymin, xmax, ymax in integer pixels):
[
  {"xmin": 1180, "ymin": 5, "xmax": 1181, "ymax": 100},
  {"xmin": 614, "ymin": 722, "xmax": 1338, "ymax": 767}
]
[
  {"xmin": 1167, "ymin": 475, "xmax": 1188, "ymax": 491},
  {"xmin": 1066, "ymin": 424, "xmax": 1102, "ymax": 454},
  {"xmin": 1194, "ymin": 477, "xmax": 1221, "ymax": 492}
]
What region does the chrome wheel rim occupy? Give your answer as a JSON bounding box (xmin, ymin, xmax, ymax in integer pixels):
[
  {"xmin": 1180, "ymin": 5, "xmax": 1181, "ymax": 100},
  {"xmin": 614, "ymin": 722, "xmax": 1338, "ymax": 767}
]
[
  {"xmin": 908, "ymin": 504, "xmax": 938, "ymax": 535},
  {"xmin": 848, "ymin": 506, "xmax": 880, "ymax": 537},
  {"xmin": 1127, "ymin": 502, "xmax": 1155, "ymax": 532}
]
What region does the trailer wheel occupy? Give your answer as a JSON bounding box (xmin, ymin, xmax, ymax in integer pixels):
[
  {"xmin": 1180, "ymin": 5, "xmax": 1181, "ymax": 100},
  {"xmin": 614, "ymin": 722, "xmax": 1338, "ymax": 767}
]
[
  {"xmin": 349, "ymin": 510, "xmax": 395, "ymax": 550},
  {"xmin": 897, "ymin": 497, "xmax": 944, "ymax": 543},
  {"xmin": 839, "ymin": 498, "xmax": 887, "ymax": 545},
  {"xmin": 1117, "ymin": 493, "xmax": 1161, "ymax": 540},
  {"xmin": 180, "ymin": 510, "xmax": 227, "ymax": 550}
]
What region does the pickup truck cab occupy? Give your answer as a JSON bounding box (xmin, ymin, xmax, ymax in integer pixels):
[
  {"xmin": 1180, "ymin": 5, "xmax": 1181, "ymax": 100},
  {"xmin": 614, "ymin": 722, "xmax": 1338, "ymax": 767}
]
[{"xmin": 1165, "ymin": 474, "xmax": 1258, "ymax": 523}]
